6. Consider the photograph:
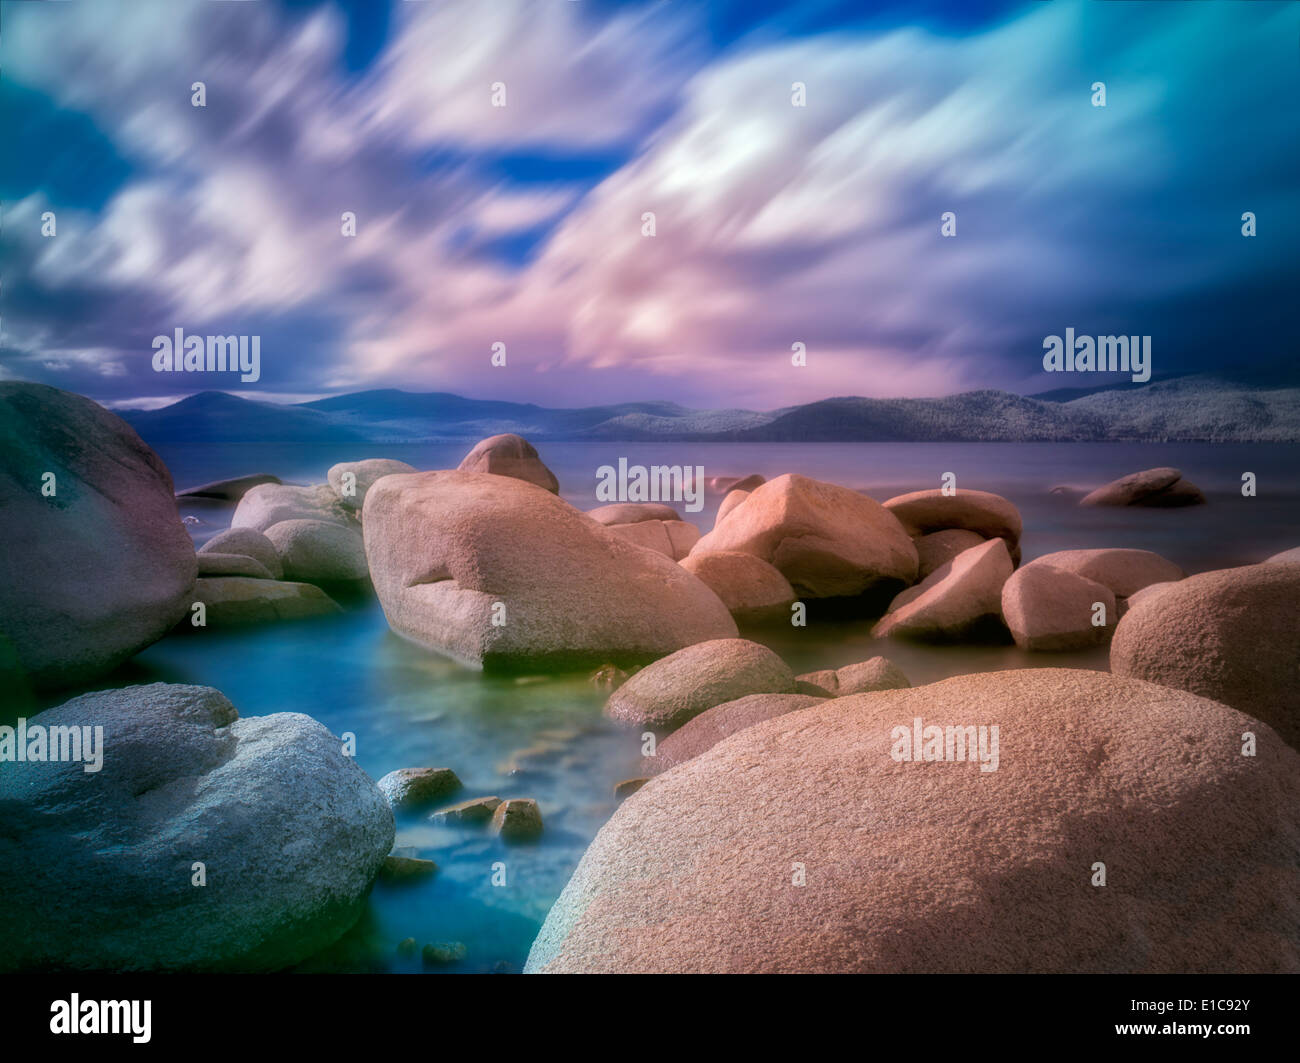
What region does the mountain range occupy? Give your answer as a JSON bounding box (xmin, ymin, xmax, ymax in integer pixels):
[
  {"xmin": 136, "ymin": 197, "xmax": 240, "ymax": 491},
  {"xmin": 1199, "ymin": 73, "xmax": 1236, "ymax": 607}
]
[{"xmin": 118, "ymin": 373, "xmax": 1300, "ymax": 445}]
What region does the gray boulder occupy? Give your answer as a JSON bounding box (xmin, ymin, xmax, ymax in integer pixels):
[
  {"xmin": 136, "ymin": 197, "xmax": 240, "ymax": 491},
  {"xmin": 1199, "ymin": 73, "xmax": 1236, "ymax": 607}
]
[
  {"xmin": 0, "ymin": 383, "xmax": 196, "ymax": 689},
  {"xmin": 327, "ymin": 459, "xmax": 417, "ymax": 512},
  {"xmin": 0, "ymin": 683, "xmax": 393, "ymax": 971},
  {"xmin": 199, "ymin": 527, "xmax": 284, "ymax": 579},
  {"xmin": 231, "ymin": 483, "xmax": 355, "ymax": 533},
  {"xmin": 265, "ymin": 519, "xmax": 368, "ymax": 582},
  {"xmin": 189, "ymin": 577, "xmax": 342, "ymax": 627}
]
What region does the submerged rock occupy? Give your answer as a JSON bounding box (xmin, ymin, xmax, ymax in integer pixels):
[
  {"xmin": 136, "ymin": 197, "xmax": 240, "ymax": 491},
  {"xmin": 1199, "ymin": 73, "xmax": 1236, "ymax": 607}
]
[
  {"xmin": 422, "ymin": 942, "xmax": 468, "ymax": 965},
  {"xmin": 0, "ymin": 383, "xmax": 196, "ymax": 689},
  {"xmin": 189, "ymin": 577, "xmax": 342, "ymax": 627},
  {"xmin": 362, "ymin": 471, "xmax": 736, "ymax": 671},
  {"xmin": 691, "ymin": 474, "xmax": 917, "ymax": 602},
  {"xmin": 605, "ymin": 638, "xmax": 797, "ymax": 732},
  {"xmin": 795, "ymin": 657, "xmax": 910, "ymax": 697},
  {"xmin": 457, "ymin": 434, "xmax": 559, "ymax": 494},
  {"xmin": 199, "ymin": 527, "xmax": 284, "ymax": 579},
  {"xmin": 527, "ymin": 669, "xmax": 1300, "ymax": 973},
  {"xmin": 0, "ymin": 683, "xmax": 394, "ymax": 972},
  {"xmin": 177, "ymin": 473, "xmax": 281, "ymax": 501},
  {"xmin": 1079, "ymin": 467, "xmax": 1205, "ymax": 507},
  {"xmin": 492, "ymin": 798, "xmax": 544, "ymax": 842},
  {"xmin": 431, "ymin": 796, "xmax": 501, "ymax": 824},
  {"xmin": 1111, "ymin": 562, "xmax": 1300, "ymax": 750},
  {"xmin": 378, "ymin": 855, "xmax": 438, "ymax": 884},
  {"xmin": 377, "ymin": 768, "xmax": 463, "ymax": 811}
]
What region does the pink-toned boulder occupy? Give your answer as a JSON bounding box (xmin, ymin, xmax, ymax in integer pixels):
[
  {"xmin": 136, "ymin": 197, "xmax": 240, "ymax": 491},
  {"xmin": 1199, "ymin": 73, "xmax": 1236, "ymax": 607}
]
[
  {"xmin": 607, "ymin": 519, "xmax": 699, "ymax": 561},
  {"xmin": 362, "ymin": 471, "xmax": 736, "ymax": 670},
  {"xmin": 714, "ymin": 489, "xmax": 751, "ymax": 526},
  {"xmin": 1265, "ymin": 546, "xmax": 1300, "ymax": 564},
  {"xmin": 1111, "ymin": 563, "xmax": 1300, "ymax": 750},
  {"xmin": 643, "ymin": 693, "xmax": 824, "ymax": 774},
  {"xmin": 527, "ymin": 668, "xmax": 1300, "ymax": 973},
  {"xmin": 691, "ymin": 474, "xmax": 917, "ymax": 601},
  {"xmin": 1023, "ymin": 548, "xmax": 1184, "ymax": 599},
  {"xmin": 587, "ymin": 503, "xmax": 680, "ymax": 526},
  {"xmin": 883, "ymin": 489, "xmax": 1022, "ymax": 544},
  {"xmin": 1002, "ymin": 564, "xmax": 1115, "ymax": 651},
  {"xmin": 914, "ymin": 529, "xmax": 985, "ymax": 580},
  {"xmin": 604, "ymin": 638, "xmax": 796, "ymax": 732},
  {"xmin": 457, "ymin": 434, "xmax": 559, "ymax": 493},
  {"xmin": 795, "ymin": 657, "xmax": 910, "ymax": 697},
  {"xmin": 873, "ymin": 539, "xmax": 1012, "ymax": 642},
  {"xmin": 1080, "ymin": 467, "xmax": 1186, "ymax": 507},
  {"xmin": 678, "ymin": 551, "xmax": 796, "ymax": 624}
]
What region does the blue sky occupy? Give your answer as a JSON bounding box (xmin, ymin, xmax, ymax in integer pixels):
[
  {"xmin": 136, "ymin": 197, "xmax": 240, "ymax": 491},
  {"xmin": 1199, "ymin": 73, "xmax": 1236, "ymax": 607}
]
[{"xmin": 1, "ymin": 0, "xmax": 1297, "ymax": 410}]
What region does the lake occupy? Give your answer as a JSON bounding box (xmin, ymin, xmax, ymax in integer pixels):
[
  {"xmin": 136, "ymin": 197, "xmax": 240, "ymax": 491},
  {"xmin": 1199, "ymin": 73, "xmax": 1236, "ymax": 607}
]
[{"xmin": 66, "ymin": 440, "xmax": 1300, "ymax": 972}]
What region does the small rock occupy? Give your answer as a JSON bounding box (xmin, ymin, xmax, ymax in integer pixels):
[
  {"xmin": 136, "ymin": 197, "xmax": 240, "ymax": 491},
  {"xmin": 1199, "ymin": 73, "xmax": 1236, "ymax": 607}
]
[
  {"xmin": 396, "ymin": 937, "xmax": 418, "ymax": 957},
  {"xmin": 188, "ymin": 577, "xmax": 342, "ymax": 627},
  {"xmin": 457, "ymin": 433, "xmax": 559, "ymax": 493},
  {"xmin": 1079, "ymin": 467, "xmax": 1181, "ymax": 507},
  {"xmin": 492, "ymin": 798, "xmax": 544, "ymax": 842},
  {"xmin": 199, "ymin": 527, "xmax": 284, "ymax": 579},
  {"xmin": 422, "ymin": 942, "xmax": 468, "ymax": 966},
  {"xmin": 431, "ymin": 797, "xmax": 501, "ymax": 824},
  {"xmin": 1001, "ymin": 565, "xmax": 1115, "ymax": 651},
  {"xmin": 614, "ymin": 778, "xmax": 649, "ymax": 800},
  {"xmin": 589, "ymin": 663, "xmax": 631, "ymax": 692},
  {"xmin": 378, "ymin": 855, "xmax": 438, "ymax": 884},
  {"xmin": 377, "ymin": 768, "xmax": 463, "ymax": 811},
  {"xmin": 264, "ymin": 518, "xmax": 369, "ymax": 583},
  {"xmin": 587, "ymin": 502, "xmax": 681, "ymax": 525}
]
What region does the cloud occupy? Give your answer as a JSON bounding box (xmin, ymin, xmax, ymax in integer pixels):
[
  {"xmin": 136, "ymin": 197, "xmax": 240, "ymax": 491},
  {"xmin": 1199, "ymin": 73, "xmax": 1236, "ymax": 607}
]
[{"xmin": 2, "ymin": 0, "xmax": 1297, "ymax": 408}]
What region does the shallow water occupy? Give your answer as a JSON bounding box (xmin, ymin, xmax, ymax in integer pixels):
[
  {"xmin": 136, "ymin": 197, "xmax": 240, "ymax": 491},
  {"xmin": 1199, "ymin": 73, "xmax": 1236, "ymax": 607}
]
[{"xmin": 50, "ymin": 441, "xmax": 1300, "ymax": 972}]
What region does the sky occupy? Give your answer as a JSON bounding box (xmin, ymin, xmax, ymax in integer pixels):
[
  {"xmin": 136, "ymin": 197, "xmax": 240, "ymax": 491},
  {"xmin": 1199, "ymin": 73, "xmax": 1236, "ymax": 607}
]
[{"xmin": 1, "ymin": 0, "xmax": 1297, "ymax": 411}]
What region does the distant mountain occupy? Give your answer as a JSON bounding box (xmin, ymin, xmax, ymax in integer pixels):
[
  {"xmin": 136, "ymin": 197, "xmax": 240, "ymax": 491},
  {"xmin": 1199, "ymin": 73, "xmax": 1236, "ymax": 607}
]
[{"xmin": 118, "ymin": 374, "xmax": 1300, "ymax": 445}]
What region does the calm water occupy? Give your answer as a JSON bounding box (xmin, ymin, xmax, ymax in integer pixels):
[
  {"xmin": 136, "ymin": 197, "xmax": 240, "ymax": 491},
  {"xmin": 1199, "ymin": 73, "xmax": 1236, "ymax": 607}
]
[{"xmin": 49, "ymin": 442, "xmax": 1300, "ymax": 972}]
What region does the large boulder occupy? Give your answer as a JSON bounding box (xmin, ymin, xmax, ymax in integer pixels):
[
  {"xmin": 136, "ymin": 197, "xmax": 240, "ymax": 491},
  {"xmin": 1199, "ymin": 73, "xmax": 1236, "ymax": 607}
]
[
  {"xmin": 527, "ymin": 669, "xmax": 1300, "ymax": 973},
  {"xmin": 604, "ymin": 638, "xmax": 797, "ymax": 731},
  {"xmin": 189, "ymin": 577, "xmax": 342, "ymax": 627},
  {"xmin": 0, "ymin": 683, "xmax": 394, "ymax": 972},
  {"xmin": 795, "ymin": 657, "xmax": 910, "ymax": 697},
  {"xmin": 199, "ymin": 527, "xmax": 283, "ymax": 579},
  {"xmin": 1001, "ymin": 564, "xmax": 1115, "ymax": 651},
  {"xmin": 606, "ymin": 520, "xmax": 699, "ymax": 561},
  {"xmin": 362, "ymin": 471, "xmax": 736, "ymax": 671},
  {"xmin": 1111, "ymin": 563, "xmax": 1300, "ymax": 750},
  {"xmin": 1080, "ymin": 467, "xmax": 1205, "ymax": 507},
  {"xmin": 914, "ymin": 529, "xmax": 985, "ymax": 581},
  {"xmin": 714, "ymin": 489, "xmax": 751, "ymax": 526},
  {"xmin": 872, "ymin": 539, "xmax": 1012, "ymax": 642},
  {"xmin": 264, "ymin": 519, "xmax": 368, "ymax": 582},
  {"xmin": 1023, "ymin": 548, "xmax": 1183, "ymax": 599},
  {"xmin": 1265, "ymin": 546, "xmax": 1300, "ymax": 564},
  {"xmin": 643, "ymin": 693, "xmax": 824, "ymax": 774},
  {"xmin": 0, "ymin": 382, "xmax": 196, "ymax": 689},
  {"xmin": 457, "ymin": 434, "xmax": 558, "ymax": 494},
  {"xmin": 231, "ymin": 482, "xmax": 355, "ymax": 533},
  {"xmin": 678, "ymin": 551, "xmax": 795, "ymax": 624},
  {"xmin": 690, "ymin": 474, "xmax": 917, "ymax": 602},
  {"xmin": 882, "ymin": 488, "xmax": 1022, "ymax": 545},
  {"xmin": 327, "ymin": 459, "xmax": 418, "ymax": 512}
]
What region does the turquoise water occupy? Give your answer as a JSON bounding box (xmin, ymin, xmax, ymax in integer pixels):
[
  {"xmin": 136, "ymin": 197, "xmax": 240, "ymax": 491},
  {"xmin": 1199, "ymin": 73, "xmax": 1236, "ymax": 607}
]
[{"xmin": 47, "ymin": 441, "xmax": 1300, "ymax": 972}]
